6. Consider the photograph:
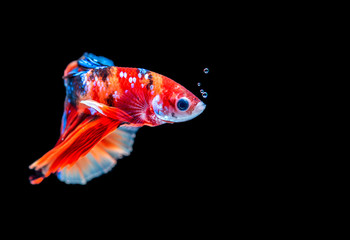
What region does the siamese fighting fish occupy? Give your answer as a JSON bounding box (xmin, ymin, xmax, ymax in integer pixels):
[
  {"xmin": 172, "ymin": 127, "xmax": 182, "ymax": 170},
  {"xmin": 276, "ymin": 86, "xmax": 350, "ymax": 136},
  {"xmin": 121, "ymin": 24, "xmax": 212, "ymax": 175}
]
[{"xmin": 29, "ymin": 53, "xmax": 206, "ymax": 185}]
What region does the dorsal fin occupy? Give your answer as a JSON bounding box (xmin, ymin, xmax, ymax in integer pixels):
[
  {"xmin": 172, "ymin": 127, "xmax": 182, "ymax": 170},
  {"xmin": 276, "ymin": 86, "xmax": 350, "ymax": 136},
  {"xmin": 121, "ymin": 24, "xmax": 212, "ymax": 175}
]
[
  {"xmin": 78, "ymin": 52, "xmax": 114, "ymax": 69},
  {"xmin": 63, "ymin": 53, "xmax": 114, "ymax": 79}
]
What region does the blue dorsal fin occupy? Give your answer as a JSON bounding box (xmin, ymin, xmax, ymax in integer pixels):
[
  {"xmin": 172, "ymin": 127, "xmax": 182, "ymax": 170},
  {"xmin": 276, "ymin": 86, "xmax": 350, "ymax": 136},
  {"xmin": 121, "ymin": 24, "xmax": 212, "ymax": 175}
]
[
  {"xmin": 78, "ymin": 52, "xmax": 115, "ymax": 69},
  {"xmin": 63, "ymin": 53, "xmax": 115, "ymax": 79}
]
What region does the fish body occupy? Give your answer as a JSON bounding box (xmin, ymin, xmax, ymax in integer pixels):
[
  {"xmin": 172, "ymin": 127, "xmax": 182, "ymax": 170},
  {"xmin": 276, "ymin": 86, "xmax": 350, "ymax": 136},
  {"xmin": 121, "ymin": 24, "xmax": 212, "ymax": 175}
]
[{"xmin": 29, "ymin": 53, "xmax": 206, "ymax": 185}]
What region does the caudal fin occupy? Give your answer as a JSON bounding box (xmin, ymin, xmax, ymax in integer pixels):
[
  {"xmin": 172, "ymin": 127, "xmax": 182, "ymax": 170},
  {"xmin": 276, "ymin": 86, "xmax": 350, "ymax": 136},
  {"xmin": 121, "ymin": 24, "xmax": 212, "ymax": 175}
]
[{"xmin": 29, "ymin": 116, "xmax": 120, "ymax": 184}]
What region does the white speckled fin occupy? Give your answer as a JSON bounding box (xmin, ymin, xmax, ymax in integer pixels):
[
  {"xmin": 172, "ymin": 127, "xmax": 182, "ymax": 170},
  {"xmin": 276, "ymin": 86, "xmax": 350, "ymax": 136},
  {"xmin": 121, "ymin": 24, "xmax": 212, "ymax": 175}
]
[{"xmin": 57, "ymin": 126, "xmax": 139, "ymax": 184}]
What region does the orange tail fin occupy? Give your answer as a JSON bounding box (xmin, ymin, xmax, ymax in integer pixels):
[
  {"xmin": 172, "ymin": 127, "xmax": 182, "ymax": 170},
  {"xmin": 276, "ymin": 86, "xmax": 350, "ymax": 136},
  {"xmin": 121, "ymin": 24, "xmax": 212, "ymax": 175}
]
[{"xmin": 29, "ymin": 116, "xmax": 120, "ymax": 184}]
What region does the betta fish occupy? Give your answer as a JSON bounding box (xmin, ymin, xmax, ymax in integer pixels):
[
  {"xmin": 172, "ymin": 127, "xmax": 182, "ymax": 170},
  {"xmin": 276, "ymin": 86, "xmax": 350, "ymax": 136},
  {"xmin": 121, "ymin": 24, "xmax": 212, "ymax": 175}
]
[{"xmin": 29, "ymin": 53, "xmax": 206, "ymax": 185}]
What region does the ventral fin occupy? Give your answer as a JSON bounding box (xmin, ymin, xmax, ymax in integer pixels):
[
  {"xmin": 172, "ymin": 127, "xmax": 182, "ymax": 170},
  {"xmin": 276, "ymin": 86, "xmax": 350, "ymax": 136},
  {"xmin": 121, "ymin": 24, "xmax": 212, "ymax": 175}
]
[{"xmin": 80, "ymin": 100, "xmax": 133, "ymax": 123}]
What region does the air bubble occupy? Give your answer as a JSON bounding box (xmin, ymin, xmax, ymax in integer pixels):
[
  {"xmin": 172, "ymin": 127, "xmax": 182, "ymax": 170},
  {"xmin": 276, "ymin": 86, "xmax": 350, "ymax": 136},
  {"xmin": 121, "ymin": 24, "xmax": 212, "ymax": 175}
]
[
  {"xmin": 199, "ymin": 89, "xmax": 208, "ymax": 99},
  {"xmin": 203, "ymin": 68, "xmax": 209, "ymax": 74},
  {"xmin": 197, "ymin": 82, "xmax": 201, "ymax": 87}
]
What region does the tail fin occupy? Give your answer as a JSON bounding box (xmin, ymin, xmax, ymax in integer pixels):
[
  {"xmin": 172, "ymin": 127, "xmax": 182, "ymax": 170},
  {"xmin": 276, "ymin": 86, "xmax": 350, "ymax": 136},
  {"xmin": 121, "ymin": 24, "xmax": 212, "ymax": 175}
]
[{"xmin": 29, "ymin": 116, "xmax": 120, "ymax": 184}]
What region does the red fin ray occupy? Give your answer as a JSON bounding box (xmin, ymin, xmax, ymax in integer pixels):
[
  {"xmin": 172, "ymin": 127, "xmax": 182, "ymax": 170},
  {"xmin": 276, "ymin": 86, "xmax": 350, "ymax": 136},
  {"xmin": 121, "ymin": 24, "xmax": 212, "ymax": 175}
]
[{"xmin": 80, "ymin": 87, "xmax": 150, "ymax": 126}]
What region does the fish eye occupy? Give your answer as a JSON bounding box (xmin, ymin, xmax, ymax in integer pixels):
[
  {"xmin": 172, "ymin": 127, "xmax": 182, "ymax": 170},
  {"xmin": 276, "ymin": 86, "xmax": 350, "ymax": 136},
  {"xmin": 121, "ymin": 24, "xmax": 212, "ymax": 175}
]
[{"xmin": 176, "ymin": 98, "xmax": 190, "ymax": 111}]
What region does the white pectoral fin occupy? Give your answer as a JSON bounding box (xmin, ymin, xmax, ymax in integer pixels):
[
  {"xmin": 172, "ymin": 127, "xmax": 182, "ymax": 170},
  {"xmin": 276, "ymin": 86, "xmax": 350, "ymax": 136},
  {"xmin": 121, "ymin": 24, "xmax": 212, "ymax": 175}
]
[
  {"xmin": 80, "ymin": 100, "xmax": 132, "ymax": 122},
  {"xmin": 80, "ymin": 100, "xmax": 107, "ymax": 116}
]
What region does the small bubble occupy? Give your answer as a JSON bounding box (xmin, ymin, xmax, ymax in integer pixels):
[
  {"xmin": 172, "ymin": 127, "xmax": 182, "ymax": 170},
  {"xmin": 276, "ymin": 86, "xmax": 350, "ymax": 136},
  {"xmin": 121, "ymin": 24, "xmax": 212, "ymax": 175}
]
[
  {"xmin": 203, "ymin": 68, "xmax": 209, "ymax": 74},
  {"xmin": 200, "ymin": 89, "xmax": 204, "ymax": 93},
  {"xmin": 202, "ymin": 92, "xmax": 208, "ymax": 98},
  {"xmin": 197, "ymin": 82, "xmax": 201, "ymax": 87}
]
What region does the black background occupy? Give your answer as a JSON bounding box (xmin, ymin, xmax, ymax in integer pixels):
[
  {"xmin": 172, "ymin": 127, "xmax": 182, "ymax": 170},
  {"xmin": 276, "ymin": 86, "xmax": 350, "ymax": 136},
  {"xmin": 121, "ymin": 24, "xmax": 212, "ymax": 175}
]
[
  {"xmin": 14, "ymin": 33, "xmax": 277, "ymax": 218},
  {"xmin": 8, "ymin": 7, "xmax": 296, "ymax": 229},
  {"xmin": 12, "ymin": 20, "xmax": 227, "ymax": 211},
  {"xmin": 4, "ymin": 4, "xmax": 321, "ymax": 236}
]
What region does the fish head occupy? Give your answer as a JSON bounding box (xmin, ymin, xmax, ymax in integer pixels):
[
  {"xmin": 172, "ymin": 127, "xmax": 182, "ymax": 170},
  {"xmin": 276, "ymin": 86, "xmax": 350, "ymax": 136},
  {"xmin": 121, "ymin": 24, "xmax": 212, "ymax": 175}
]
[{"xmin": 151, "ymin": 79, "xmax": 206, "ymax": 123}]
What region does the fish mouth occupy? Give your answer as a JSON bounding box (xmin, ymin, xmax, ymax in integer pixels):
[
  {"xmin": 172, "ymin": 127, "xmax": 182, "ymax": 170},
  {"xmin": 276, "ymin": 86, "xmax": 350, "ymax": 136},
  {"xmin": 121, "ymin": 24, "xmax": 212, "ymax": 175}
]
[
  {"xmin": 172, "ymin": 101, "xmax": 206, "ymax": 123},
  {"xmin": 194, "ymin": 101, "xmax": 206, "ymax": 115}
]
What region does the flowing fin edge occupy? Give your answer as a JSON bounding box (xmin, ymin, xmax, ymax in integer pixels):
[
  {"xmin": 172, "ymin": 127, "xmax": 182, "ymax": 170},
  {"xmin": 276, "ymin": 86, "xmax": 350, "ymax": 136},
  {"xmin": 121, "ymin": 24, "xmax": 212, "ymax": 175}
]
[{"xmin": 56, "ymin": 126, "xmax": 139, "ymax": 184}]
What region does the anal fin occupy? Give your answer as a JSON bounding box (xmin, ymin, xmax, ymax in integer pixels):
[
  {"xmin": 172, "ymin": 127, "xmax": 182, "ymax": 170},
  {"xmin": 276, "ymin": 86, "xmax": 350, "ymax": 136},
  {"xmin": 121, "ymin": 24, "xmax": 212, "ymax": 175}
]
[
  {"xmin": 57, "ymin": 151, "xmax": 116, "ymax": 185},
  {"xmin": 56, "ymin": 126, "xmax": 139, "ymax": 184}
]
